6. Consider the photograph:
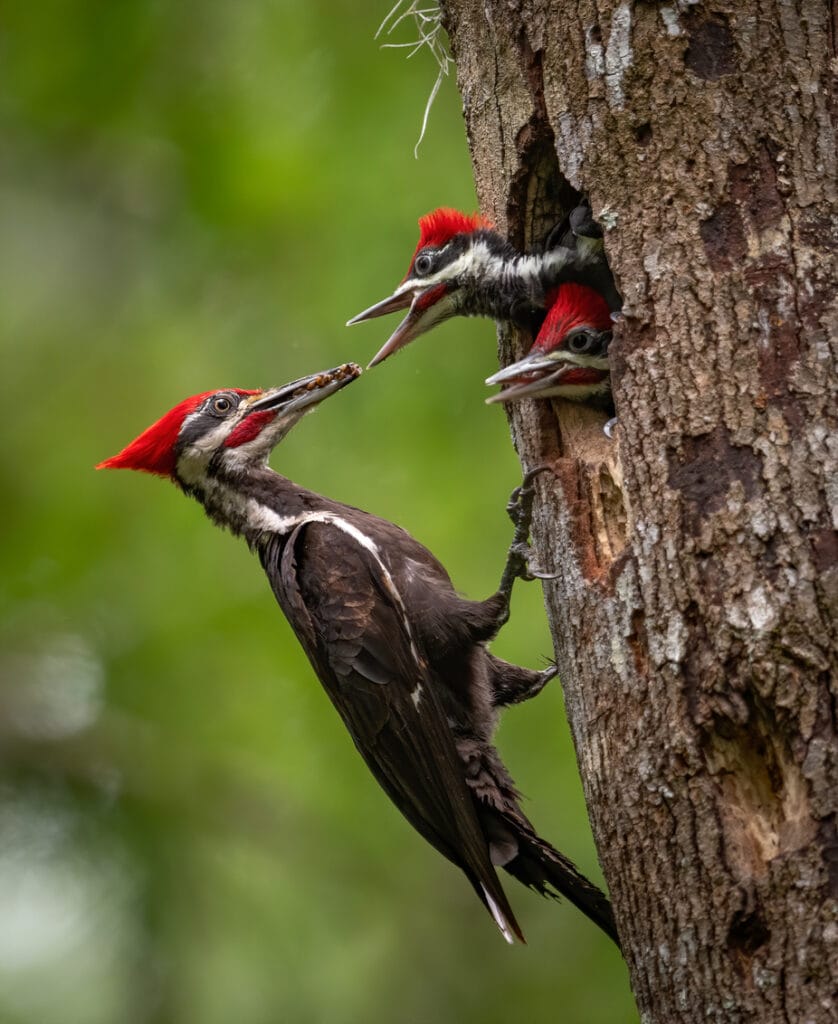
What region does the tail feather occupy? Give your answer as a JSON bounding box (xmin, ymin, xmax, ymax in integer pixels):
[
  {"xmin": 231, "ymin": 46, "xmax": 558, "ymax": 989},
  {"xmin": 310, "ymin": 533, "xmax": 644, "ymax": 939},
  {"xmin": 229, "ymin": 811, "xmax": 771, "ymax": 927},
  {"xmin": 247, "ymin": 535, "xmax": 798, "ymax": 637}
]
[
  {"xmin": 458, "ymin": 736, "xmax": 620, "ymax": 947},
  {"xmin": 479, "ymin": 882, "xmax": 523, "ymax": 945},
  {"xmin": 464, "ymin": 870, "xmax": 526, "ymax": 944},
  {"xmin": 500, "ymin": 822, "xmax": 620, "ymax": 947}
]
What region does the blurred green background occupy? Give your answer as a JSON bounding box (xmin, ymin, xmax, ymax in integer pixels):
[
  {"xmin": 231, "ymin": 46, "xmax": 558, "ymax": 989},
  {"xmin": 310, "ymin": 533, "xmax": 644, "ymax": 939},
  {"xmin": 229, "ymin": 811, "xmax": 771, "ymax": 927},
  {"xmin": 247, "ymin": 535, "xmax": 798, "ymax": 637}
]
[{"xmin": 0, "ymin": 3, "xmax": 634, "ymax": 1022}]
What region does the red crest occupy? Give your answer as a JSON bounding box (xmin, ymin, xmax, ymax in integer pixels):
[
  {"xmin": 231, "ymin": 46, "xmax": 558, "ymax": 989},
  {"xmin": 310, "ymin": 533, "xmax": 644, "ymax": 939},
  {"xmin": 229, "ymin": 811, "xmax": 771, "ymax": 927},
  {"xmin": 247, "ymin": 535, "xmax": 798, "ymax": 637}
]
[
  {"xmin": 407, "ymin": 208, "xmax": 492, "ymax": 276},
  {"xmin": 536, "ymin": 284, "xmax": 612, "ymax": 351},
  {"xmin": 97, "ymin": 389, "xmax": 259, "ymax": 477}
]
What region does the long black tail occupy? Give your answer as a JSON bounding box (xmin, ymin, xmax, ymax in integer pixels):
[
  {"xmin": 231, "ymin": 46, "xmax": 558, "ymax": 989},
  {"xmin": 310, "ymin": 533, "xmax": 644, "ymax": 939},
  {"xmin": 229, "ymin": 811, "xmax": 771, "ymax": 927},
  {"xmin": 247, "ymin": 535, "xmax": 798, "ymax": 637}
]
[
  {"xmin": 499, "ymin": 816, "xmax": 620, "ymax": 947},
  {"xmin": 460, "ymin": 737, "xmax": 620, "ymax": 948}
]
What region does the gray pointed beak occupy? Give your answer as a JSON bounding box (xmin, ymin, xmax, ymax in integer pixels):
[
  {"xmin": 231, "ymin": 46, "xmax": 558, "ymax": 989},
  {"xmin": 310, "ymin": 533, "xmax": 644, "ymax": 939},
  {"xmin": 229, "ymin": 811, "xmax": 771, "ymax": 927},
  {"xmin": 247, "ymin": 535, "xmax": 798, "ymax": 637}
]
[
  {"xmin": 347, "ymin": 282, "xmax": 433, "ymax": 368},
  {"xmin": 485, "ymin": 352, "xmax": 576, "ymax": 405},
  {"xmin": 485, "ymin": 353, "xmax": 560, "ymax": 387},
  {"xmin": 248, "ymin": 363, "xmax": 362, "ymax": 415},
  {"xmin": 485, "ymin": 369, "xmax": 569, "ymax": 405},
  {"xmin": 346, "ymin": 287, "xmax": 415, "ymax": 326},
  {"xmin": 485, "ymin": 352, "xmax": 610, "ymax": 405},
  {"xmin": 366, "ymin": 285, "xmax": 457, "ymax": 368},
  {"xmin": 367, "ymin": 307, "xmax": 426, "ymax": 367}
]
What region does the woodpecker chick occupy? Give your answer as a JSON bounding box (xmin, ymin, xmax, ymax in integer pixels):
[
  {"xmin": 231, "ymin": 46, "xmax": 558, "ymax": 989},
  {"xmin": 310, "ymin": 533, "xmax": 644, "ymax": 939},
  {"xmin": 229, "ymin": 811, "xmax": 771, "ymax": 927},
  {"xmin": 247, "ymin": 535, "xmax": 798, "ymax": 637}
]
[
  {"xmin": 99, "ymin": 364, "xmax": 618, "ymax": 947},
  {"xmin": 348, "ymin": 206, "xmax": 606, "ymax": 367},
  {"xmin": 486, "ymin": 283, "xmax": 613, "ymax": 406}
]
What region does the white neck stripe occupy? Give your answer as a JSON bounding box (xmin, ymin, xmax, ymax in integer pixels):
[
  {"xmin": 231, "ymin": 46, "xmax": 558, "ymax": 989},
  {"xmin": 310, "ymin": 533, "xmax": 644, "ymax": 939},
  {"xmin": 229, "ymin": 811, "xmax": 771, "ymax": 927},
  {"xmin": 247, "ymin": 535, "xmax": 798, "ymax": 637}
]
[{"xmin": 248, "ymin": 503, "xmax": 424, "ymax": 667}]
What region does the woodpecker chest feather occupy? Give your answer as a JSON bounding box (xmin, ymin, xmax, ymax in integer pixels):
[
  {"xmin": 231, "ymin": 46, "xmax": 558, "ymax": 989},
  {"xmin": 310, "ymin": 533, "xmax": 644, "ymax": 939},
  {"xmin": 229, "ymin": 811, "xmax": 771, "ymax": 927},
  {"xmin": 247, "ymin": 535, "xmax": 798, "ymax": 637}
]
[
  {"xmin": 171, "ymin": 461, "xmax": 617, "ymax": 946},
  {"xmin": 103, "ymin": 372, "xmax": 619, "ymax": 945},
  {"xmin": 187, "ymin": 467, "xmax": 497, "ymax": 718}
]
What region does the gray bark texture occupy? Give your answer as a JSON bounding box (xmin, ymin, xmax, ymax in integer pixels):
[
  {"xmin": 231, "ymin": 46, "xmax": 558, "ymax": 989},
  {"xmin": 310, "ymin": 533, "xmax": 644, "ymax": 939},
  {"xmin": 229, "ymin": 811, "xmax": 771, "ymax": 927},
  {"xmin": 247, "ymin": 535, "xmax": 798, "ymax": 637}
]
[{"xmin": 439, "ymin": 1, "xmax": 838, "ymax": 1020}]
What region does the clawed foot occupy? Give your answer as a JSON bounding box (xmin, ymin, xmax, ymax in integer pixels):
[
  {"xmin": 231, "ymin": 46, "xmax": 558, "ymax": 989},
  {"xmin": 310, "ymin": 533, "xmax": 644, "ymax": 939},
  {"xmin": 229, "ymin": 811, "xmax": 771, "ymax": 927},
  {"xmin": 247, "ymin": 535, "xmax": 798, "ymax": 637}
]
[
  {"xmin": 530, "ymin": 662, "xmax": 559, "ymax": 700},
  {"xmin": 603, "ymin": 417, "xmax": 618, "ymax": 438},
  {"xmin": 488, "ymin": 656, "xmax": 558, "ymax": 708},
  {"xmin": 506, "ymin": 465, "xmax": 551, "ymax": 529},
  {"xmin": 498, "ymin": 466, "xmax": 557, "ymax": 602},
  {"xmin": 506, "ymin": 541, "xmax": 557, "ymax": 583}
]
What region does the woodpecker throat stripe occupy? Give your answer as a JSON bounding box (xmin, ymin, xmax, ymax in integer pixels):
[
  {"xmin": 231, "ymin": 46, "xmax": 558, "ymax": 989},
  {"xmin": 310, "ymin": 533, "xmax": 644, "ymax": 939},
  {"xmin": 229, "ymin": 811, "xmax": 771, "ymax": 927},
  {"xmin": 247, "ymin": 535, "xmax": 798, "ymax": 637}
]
[
  {"xmin": 224, "ymin": 410, "xmax": 277, "ymax": 448},
  {"xmin": 414, "ymin": 283, "xmax": 449, "ymax": 313}
]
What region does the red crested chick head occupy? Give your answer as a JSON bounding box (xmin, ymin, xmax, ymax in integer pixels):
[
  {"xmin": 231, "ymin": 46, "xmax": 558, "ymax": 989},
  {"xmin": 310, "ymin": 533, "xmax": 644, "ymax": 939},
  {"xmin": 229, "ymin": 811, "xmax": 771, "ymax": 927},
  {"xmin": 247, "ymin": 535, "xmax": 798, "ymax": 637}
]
[
  {"xmin": 534, "ymin": 283, "xmax": 612, "ymax": 352},
  {"xmin": 406, "ymin": 208, "xmax": 492, "ymax": 278}
]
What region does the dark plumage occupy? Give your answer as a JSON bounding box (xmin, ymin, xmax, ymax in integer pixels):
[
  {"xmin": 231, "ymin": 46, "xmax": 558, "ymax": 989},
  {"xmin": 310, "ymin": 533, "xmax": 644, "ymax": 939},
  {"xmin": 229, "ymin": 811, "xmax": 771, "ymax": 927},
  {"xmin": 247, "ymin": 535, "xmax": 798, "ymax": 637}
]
[
  {"xmin": 99, "ymin": 365, "xmax": 618, "ymax": 946},
  {"xmin": 348, "ymin": 202, "xmax": 621, "ymax": 368}
]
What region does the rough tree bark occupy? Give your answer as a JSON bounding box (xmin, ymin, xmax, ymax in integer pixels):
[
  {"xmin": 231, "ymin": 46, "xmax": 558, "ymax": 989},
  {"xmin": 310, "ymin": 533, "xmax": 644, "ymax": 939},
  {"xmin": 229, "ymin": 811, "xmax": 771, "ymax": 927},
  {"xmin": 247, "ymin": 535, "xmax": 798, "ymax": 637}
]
[{"xmin": 439, "ymin": 1, "xmax": 838, "ymax": 1020}]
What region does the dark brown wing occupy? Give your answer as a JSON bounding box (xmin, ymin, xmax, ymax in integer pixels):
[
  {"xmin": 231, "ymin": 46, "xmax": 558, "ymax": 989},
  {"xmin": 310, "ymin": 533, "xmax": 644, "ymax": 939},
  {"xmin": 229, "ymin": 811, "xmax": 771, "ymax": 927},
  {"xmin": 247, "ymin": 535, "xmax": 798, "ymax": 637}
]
[{"xmin": 260, "ymin": 520, "xmax": 523, "ymax": 942}]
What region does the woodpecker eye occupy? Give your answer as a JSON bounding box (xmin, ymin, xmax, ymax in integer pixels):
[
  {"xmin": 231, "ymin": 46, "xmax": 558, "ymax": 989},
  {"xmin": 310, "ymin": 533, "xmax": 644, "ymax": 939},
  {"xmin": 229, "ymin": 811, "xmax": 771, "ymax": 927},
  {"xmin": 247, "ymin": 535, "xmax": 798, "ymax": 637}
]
[
  {"xmin": 413, "ymin": 251, "xmax": 435, "ymax": 276},
  {"xmin": 567, "ymin": 330, "xmax": 598, "ymax": 354},
  {"xmin": 210, "ymin": 394, "xmax": 237, "ymax": 416}
]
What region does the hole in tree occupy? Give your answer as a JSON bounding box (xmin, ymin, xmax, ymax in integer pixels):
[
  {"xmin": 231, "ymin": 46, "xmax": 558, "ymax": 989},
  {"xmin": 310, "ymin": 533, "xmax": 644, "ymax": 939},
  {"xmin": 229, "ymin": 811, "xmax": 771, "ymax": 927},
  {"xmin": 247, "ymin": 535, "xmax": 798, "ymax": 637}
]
[{"xmin": 728, "ymin": 906, "xmax": 770, "ymax": 958}]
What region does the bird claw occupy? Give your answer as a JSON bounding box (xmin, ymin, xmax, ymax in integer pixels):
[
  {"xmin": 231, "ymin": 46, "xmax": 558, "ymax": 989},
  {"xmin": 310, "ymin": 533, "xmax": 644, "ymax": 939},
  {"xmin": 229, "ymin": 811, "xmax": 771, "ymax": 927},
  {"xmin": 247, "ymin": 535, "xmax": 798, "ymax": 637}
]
[
  {"xmin": 505, "ymin": 541, "xmax": 556, "ymax": 582},
  {"xmin": 528, "ymin": 567, "xmax": 559, "ymax": 582},
  {"xmin": 521, "ymin": 662, "xmax": 559, "ymax": 702},
  {"xmin": 506, "ymin": 465, "xmax": 552, "ymax": 527},
  {"xmin": 568, "ymin": 202, "xmax": 602, "ymax": 240},
  {"xmin": 498, "ymin": 467, "xmax": 555, "ymax": 601},
  {"xmin": 603, "ymin": 417, "xmax": 618, "ymax": 439},
  {"xmin": 514, "ymin": 662, "xmax": 558, "ymax": 704}
]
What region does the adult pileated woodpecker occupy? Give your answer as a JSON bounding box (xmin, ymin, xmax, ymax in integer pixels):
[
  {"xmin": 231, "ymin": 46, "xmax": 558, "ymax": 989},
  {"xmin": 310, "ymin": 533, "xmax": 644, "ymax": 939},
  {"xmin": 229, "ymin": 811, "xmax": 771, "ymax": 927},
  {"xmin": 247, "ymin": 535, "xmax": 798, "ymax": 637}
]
[
  {"xmin": 98, "ymin": 364, "xmax": 618, "ymax": 947},
  {"xmin": 347, "ymin": 203, "xmax": 619, "ymax": 367},
  {"xmin": 486, "ymin": 282, "xmax": 613, "ymax": 406}
]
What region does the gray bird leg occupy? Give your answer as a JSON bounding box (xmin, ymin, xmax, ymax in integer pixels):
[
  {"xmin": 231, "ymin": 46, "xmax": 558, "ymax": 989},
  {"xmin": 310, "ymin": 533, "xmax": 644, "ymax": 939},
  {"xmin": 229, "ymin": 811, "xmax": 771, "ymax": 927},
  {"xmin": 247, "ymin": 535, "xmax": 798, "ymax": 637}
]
[{"xmin": 496, "ymin": 465, "xmax": 557, "ymax": 607}]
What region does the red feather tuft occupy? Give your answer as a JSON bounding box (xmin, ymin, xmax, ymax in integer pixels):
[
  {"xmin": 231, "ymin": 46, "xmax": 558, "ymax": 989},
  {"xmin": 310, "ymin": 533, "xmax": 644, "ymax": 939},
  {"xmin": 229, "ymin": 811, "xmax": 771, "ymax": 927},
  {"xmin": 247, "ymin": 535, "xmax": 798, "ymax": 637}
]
[
  {"xmin": 97, "ymin": 389, "xmax": 260, "ymax": 477},
  {"xmin": 416, "ymin": 208, "xmax": 491, "ymax": 249},
  {"xmin": 406, "ymin": 208, "xmax": 492, "ymax": 277},
  {"xmin": 535, "ymin": 284, "xmax": 612, "ymax": 352}
]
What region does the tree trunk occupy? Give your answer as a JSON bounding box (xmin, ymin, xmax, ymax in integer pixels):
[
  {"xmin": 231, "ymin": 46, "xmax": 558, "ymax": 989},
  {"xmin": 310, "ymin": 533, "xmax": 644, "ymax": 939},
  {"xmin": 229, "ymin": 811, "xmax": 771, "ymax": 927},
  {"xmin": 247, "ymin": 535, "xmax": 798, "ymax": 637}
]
[{"xmin": 439, "ymin": 1, "xmax": 838, "ymax": 1019}]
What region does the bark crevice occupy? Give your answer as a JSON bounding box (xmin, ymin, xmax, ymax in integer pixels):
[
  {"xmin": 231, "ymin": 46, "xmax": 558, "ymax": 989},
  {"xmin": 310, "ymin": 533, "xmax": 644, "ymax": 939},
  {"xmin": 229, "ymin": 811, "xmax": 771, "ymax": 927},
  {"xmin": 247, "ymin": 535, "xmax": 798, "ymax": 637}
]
[{"xmin": 441, "ymin": 1, "xmax": 838, "ymax": 1019}]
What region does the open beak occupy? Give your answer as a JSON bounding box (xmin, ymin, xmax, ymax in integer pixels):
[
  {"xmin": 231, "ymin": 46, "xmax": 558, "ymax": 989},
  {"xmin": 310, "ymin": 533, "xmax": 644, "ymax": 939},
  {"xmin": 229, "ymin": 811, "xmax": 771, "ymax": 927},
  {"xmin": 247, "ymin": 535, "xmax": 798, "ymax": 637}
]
[
  {"xmin": 485, "ymin": 354, "xmax": 608, "ymax": 404},
  {"xmin": 346, "ymin": 286, "xmax": 415, "ymax": 326},
  {"xmin": 247, "ymin": 363, "xmax": 362, "ymax": 415},
  {"xmin": 348, "ymin": 282, "xmax": 457, "ymax": 368},
  {"xmin": 366, "ymin": 304, "xmax": 429, "ymax": 367},
  {"xmin": 486, "ymin": 353, "xmax": 562, "ymax": 387},
  {"xmin": 369, "ymin": 286, "xmax": 456, "ymax": 368},
  {"xmin": 346, "ymin": 283, "xmax": 424, "ymax": 368}
]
